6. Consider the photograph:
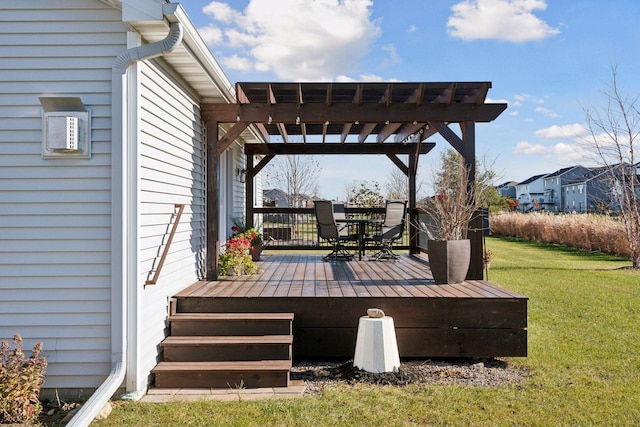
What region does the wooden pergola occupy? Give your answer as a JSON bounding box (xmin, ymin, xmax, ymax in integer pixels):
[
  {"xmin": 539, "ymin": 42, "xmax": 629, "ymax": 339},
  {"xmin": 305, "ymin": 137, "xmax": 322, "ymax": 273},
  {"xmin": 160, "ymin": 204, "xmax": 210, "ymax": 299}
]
[{"xmin": 202, "ymin": 82, "xmax": 507, "ymax": 280}]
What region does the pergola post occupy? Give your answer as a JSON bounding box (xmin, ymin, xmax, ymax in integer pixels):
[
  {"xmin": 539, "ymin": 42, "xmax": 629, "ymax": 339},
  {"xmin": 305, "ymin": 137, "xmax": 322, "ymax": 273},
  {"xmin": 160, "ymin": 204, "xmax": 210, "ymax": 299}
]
[
  {"xmin": 461, "ymin": 121, "xmax": 483, "ymax": 280},
  {"xmin": 245, "ymin": 150, "xmax": 255, "ymax": 229},
  {"xmin": 206, "ymin": 121, "xmax": 219, "ymax": 280},
  {"xmin": 408, "ymin": 150, "xmax": 419, "ymax": 254}
]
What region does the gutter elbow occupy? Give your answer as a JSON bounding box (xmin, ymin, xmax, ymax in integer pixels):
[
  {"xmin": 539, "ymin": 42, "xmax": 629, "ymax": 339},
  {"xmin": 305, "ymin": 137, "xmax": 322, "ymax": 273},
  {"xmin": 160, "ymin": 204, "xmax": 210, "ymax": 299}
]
[{"xmin": 113, "ymin": 22, "xmax": 183, "ymax": 74}]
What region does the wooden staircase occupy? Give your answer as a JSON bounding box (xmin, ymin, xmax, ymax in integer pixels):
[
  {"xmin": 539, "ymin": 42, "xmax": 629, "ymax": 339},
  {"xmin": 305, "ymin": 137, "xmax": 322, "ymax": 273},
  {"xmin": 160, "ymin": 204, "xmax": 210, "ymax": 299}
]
[{"xmin": 152, "ymin": 309, "xmax": 294, "ymax": 389}]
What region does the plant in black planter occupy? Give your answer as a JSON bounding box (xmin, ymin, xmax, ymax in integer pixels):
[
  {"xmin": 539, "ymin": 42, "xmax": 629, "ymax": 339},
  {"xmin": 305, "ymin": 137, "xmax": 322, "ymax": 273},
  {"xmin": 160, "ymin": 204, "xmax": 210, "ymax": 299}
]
[{"xmin": 416, "ymin": 149, "xmax": 496, "ymax": 284}]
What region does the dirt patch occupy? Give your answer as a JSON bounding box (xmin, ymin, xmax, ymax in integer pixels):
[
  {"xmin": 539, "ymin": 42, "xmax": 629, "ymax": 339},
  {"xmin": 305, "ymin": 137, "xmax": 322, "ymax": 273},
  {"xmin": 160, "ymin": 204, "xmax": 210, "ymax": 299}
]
[{"xmin": 291, "ymin": 358, "xmax": 529, "ymax": 395}]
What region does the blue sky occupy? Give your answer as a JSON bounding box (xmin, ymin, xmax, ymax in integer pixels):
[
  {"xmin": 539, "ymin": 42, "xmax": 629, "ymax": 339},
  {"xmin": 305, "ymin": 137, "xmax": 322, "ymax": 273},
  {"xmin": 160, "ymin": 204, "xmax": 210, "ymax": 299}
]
[{"xmin": 180, "ymin": 0, "xmax": 640, "ymax": 199}]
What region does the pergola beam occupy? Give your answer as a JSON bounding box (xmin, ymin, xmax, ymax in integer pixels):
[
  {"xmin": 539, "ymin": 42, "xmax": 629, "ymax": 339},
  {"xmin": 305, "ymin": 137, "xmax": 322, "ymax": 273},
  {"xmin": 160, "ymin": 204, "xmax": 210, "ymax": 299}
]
[
  {"xmin": 202, "ymin": 102, "xmax": 507, "ymax": 125},
  {"xmin": 215, "ymin": 121, "xmax": 249, "ymax": 156},
  {"xmin": 386, "ymin": 154, "xmax": 409, "ymax": 176},
  {"xmin": 245, "ymin": 142, "xmax": 435, "ymax": 156}
]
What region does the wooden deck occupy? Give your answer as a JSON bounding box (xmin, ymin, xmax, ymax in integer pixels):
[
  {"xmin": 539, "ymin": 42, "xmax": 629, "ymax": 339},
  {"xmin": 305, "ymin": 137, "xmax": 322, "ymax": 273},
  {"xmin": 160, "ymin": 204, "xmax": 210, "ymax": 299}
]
[{"xmin": 173, "ymin": 253, "xmax": 527, "ymax": 359}]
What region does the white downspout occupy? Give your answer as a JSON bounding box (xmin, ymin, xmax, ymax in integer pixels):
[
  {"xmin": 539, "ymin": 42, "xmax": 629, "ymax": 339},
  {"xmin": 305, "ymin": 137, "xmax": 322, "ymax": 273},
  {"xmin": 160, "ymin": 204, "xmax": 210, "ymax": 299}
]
[{"xmin": 67, "ymin": 22, "xmax": 183, "ymax": 427}]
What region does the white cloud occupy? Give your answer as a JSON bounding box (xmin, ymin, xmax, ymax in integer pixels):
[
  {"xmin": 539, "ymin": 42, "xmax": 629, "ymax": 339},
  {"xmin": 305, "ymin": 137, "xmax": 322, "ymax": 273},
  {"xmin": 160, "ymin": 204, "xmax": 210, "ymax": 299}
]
[
  {"xmin": 535, "ymin": 106, "xmax": 559, "ymax": 118},
  {"xmin": 447, "ymin": 0, "xmax": 560, "ymax": 43},
  {"xmin": 513, "ymin": 93, "xmax": 527, "ymax": 104},
  {"xmin": 202, "ymin": 1, "xmax": 239, "ymax": 23},
  {"xmin": 198, "ymin": 24, "xmax": 224, "ymax": 46},
  {"xmin": 408, "ymin": 25, "xmax": 417, "ymax": 33},
  {"xmin": 511, "ymin": 93, "xmax": 544, "ymax": 107},
  {"xmin": 514, "ymin": 141, "xmax": 548, "ymax": 155},
  {"xmin": 204, "ymin": 0, "xmax": 381, "ymax": 81},
  {"xmin": 551, "ymin": 142, "xmax": 589, "ymax": 162},
  {"xmin": 221, "ymin": 54, "xmax": 253, "ymax": 71},
  {"xmin": 535, "ymin": 123, "xmax": 588, "ymax": 139},
  {"xmin": 335, "ymin": 73, "xmax": 398, "ymax": 82},
  {"xmin": 381, "ymin": 44, "xmax": 401, "ymax": 68},
  {"xmin": 485, "ymin": 96, "xmax": 509, "ymax": 104}
]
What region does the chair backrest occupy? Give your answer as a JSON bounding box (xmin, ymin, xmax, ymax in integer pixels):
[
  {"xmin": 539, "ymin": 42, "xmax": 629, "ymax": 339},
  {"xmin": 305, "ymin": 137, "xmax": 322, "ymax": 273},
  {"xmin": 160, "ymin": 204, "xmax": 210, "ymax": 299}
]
[
  {"xmin": 313, "ymin": 200, "xmax": 339, "ymax": 240},
  {"xmin": 382, "ymin": 200, "xmax": 407, "ymax": 239},
  {"xmin": 332, "ymin": 202, "xmax": 350, "ymax": 237}
]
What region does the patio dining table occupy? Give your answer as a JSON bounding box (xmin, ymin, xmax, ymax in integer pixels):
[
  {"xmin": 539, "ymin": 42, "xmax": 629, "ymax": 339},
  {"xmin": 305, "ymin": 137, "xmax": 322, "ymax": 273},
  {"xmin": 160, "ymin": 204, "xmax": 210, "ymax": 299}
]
[{"xmin": 336, "ymin": 218, "xmax": 383, "ymax": 260}]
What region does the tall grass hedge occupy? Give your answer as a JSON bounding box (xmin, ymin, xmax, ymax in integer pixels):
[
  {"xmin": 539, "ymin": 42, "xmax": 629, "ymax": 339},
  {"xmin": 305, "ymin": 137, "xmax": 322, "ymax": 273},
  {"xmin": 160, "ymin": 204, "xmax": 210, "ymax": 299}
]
[{"xmin": 490, "ymin": 212, "xmax": 631, "ymax": 259}]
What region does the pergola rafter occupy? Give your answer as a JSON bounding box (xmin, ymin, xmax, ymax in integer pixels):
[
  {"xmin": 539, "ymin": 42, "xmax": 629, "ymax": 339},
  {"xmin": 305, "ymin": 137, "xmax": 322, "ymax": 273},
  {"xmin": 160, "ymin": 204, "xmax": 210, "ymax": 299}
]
[{"xmin": 202, "ymin": 81, "xmax": 507, "ymax": 279}]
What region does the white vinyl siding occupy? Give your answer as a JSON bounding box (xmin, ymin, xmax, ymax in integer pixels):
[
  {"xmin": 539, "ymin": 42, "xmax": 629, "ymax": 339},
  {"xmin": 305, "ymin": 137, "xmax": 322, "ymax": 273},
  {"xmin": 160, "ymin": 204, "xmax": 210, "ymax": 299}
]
[
  {"xmin": 231, "ymin": 144, "xmax": 246, "ymax": 223},
  {"xmin": 137, "ymin": 59, "xmax": 206, "ymax": 386},
  {"xmin": 0, "ymin": 1, "xmax": 126, "ymax": 389}
]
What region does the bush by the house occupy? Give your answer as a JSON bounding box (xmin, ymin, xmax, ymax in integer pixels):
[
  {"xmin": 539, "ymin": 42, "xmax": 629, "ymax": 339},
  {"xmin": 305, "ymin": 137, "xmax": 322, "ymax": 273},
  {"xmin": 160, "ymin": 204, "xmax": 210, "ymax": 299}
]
[{"xmin": 0, "ymin": 334, "xmax": 47, "ymax": 424}]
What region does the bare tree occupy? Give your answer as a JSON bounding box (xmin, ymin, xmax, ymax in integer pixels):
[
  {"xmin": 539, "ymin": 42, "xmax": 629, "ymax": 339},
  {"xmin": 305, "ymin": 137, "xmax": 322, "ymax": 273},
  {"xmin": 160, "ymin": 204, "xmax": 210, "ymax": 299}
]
[
  {"xmin": 265, "ymin": 155, "xmax": 321, "ymax": 207},
  {"xmin": 385, "ymin": 165, "xmax": 428, "ymax": 201},
  {"xmin": 583, "ymin": 65, "xmax": 640, "ymax": 269},
  {"xmin": 417, "ymin": 149, "xmax": 497, "ymax": 240},
  {"xmin": 385, "ymin": 167, "xmax": 408, "ymax": 200}
]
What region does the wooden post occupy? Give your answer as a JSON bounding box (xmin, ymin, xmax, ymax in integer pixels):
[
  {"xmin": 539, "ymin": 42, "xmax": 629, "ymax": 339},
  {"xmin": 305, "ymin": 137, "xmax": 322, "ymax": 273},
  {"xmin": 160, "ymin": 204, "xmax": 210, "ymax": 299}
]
[
  {"xmin": 206, "ymin": 121, "xmax": 219, "ymax": 280},
  {"xmin": 246, "ymin": 151, "xmax": 254, "ymax": 229},
  {"xmin": 461, "ymin": 121, "xmax": 483, "ymax": 280},
  {"xmin": 408, "ymin": 150, "xmax": 419, "ymax": 254}
]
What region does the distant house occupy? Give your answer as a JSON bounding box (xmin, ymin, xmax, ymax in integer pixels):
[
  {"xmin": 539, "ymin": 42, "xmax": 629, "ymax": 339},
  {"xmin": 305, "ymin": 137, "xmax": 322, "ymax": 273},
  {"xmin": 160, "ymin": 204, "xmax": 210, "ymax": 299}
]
[
  {"xmin": 562, "ymin": 167, "xmax": 611, "ymax": 212},
  {"xmin": 541, "ymin": 166, "xmax": 592, "ymax": 212},
  {"xmin": 0, "ymin": 0, "xmax": 261, "ymax": 408},
  {"xmin": 263, "ymin": 188, "xmax": 289, "ymax": 207},
  {"xmin": 562, "ymin": 163, "xmax": 640, "ymax": 213},
  {"xmin": 515, "ymin": 174, "xmax": 548, "ymax": 212},
  {"xmin": 496, "ymin": 181, "xmax": 517, "ymax": 199},
  {"xmin": 263, "ymin": 188, "xmax": 313, "ymax": 208}
]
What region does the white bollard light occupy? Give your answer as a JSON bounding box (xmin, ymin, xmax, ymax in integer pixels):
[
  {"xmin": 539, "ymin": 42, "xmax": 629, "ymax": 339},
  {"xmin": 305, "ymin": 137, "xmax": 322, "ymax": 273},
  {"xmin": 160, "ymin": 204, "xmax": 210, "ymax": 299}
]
[{"xmin": 353, "ymin": 313, "xmax": 400, "ymax": 373}]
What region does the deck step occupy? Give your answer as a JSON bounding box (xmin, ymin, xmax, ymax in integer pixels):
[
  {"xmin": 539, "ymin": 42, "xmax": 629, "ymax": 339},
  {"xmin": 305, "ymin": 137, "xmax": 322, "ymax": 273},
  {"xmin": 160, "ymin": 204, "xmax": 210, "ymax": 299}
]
[
  {"xmin": 169, "ymin": 312, "xmax": 294, "ymax": 336},
  {"xmin": 152, "ymin": 312, "xmax": 294, "ymax": 390},
  {"xmin": 152, "ymin": 360, "xmax": 291, "ymax": 389},
  {"xmin": 161, "ymin": 335, "xmax": 293, "ymax": 362}
]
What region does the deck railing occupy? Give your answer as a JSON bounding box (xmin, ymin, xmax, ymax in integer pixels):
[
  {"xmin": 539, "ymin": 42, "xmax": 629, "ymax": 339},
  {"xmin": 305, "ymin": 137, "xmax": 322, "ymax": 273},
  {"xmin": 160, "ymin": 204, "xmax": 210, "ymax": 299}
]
[{"xmin": 253, "ymin": 207, "xmax": 410, "ymax": 250}]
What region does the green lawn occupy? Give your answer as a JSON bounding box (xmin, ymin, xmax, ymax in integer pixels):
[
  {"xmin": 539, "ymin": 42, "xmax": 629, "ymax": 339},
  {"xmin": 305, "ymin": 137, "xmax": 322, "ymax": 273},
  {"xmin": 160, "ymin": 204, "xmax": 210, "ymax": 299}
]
[{"xmin": 93, "ymin": 236, "xmax": 640, "ymax": 426}]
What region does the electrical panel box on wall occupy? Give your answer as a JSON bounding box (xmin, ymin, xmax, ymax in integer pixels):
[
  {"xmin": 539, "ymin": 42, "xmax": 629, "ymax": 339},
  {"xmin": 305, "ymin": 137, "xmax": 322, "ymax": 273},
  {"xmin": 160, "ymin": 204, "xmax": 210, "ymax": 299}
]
[{"xmin": 42, "ymin": 111, "xmax": 91, "ymax": 159}]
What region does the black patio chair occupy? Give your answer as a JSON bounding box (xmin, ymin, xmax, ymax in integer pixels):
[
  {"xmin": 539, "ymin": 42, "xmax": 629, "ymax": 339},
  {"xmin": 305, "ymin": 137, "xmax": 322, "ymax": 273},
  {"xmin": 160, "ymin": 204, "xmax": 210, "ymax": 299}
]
[
  {"xmin": 332, "ymin": 202, "xmax": 356, "ymax": 239},
  {"xmin": 365, "ymin": 200, "xmax": 407, "ymax": 261},
  {"xmin": 313, "ymin": 200, "xmax": 357, "ymax": 261}
]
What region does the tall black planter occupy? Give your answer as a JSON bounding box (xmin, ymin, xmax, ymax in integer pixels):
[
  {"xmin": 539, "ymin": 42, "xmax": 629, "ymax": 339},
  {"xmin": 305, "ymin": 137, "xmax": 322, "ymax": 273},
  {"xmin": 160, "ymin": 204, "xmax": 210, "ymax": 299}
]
[{"xmin": 427, "ymin": 239, "xmax": 471, "ymax": 284}]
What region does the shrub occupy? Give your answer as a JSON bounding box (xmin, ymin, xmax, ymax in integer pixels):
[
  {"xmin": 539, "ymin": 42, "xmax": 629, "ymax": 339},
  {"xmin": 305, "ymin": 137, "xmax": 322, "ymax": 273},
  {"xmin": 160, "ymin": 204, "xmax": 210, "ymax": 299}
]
[{"xmin": 0, "ymin": 334, "xmax": 47, "ymax": 424}]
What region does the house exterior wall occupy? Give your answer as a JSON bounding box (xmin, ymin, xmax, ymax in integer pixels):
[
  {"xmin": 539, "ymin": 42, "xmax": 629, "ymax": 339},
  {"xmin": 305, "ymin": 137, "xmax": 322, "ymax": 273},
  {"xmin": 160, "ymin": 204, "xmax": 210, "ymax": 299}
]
[
  {"xmin": 543, "ymin": 167, "xmax": 591, "ymax": 212},
  {"xmin": 564, "ymin": 173, "xmax": 614, "ymax": 213},
  {"xmin": 134, "ymin": 59, "xmax": 207, "ymax": 390},
  {"xmin": 516, "ymin": 176, "xmax": 546, "ymax": 212},
  {"xmin": 2, "ymin": 0, "xmax": 260, "ymax": 396},
  {"xmin": 0, "ymin": 1, "xmax": 127, "ymax": 389},
  {"xmin": 564, "ymin": 182, "xmax": 588, "ymax": 212}
]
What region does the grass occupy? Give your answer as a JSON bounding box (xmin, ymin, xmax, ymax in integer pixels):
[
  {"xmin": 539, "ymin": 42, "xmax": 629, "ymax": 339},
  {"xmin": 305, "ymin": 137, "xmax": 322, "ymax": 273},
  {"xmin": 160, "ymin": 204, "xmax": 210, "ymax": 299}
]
[{"xmin": 92, "ymin": 236, "xmax": 640, "ymax": 427}]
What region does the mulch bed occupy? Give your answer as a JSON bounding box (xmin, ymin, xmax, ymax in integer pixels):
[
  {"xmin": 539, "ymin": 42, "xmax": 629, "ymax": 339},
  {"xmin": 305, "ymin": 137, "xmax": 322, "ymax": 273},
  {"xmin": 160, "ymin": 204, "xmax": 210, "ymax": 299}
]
[{"xmin": 291, "ymin": 358, "xmax": 529, "ymax": 394}]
